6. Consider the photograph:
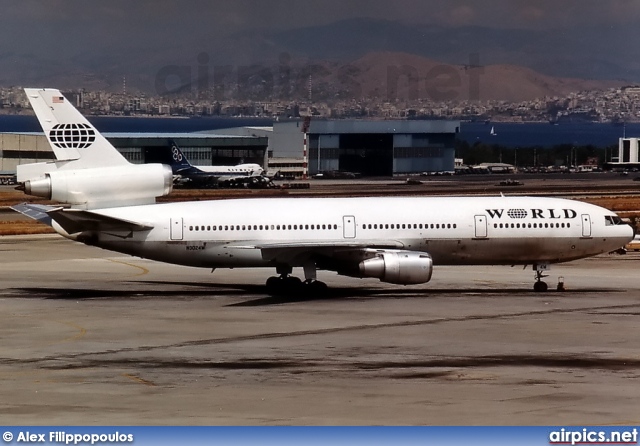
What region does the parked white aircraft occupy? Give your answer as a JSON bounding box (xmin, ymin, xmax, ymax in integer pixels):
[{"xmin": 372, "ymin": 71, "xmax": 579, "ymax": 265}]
[
  {"xmin": 13, "ymin": 89, "xmax": 634, "ymax": 293},
  {"xmin": 166, "ymin": 141, "xmax": 266, "ymax": 188}
]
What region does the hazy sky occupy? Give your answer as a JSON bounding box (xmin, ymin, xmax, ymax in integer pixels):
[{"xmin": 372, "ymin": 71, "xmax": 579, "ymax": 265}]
[
  {"xmin": 1, "ymin": 1, "xmax": 638, "ymax": 87},
  {"xmin": 1, "ymin": 0, "xmax": 636, "ymax": 38}
]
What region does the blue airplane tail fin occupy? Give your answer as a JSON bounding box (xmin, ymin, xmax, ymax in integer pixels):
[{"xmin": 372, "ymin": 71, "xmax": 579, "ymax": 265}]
[{"xmin": 169, "ymin": 140, "xmax": 193, "ymax": 171}]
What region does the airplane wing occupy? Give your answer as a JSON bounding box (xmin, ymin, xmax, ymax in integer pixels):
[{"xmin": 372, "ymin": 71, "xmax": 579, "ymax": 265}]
[
  {"xmin": 11, "ymin": 203, "xmax": 153, "ymax": 234},
  {"xmin": 47, "ymin": 208, "xmax": 153, "ymax": 234},
  {"xmin": 230, "ymin": 240, "xmax": 406, "ymax": 264},
  {"xmin": 246, "ymin": 241, "xmax": 405, "ymax": 250}
]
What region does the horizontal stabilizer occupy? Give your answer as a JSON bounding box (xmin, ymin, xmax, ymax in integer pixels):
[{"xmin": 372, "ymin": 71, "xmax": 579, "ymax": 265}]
[
  {"xmin": 11, "ymin": 203, "xmax": 60, "ymax": 226},
  {"xmin": 47, "ymin": 208, "xmax": 153, "ymax": 234}
]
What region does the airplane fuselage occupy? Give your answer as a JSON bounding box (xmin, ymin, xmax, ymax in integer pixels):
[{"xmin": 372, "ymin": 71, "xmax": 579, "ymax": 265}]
[
  {"xmin": 18, "ymin": 88, "xmax": 633, "ymax": 291},
  {"xmin": 56, "ymin": 196, "xmax": 633, "ymax": 273},
  {"xmin": 182, "ymin": 163, "xmax": 263, "ymax": 177}
]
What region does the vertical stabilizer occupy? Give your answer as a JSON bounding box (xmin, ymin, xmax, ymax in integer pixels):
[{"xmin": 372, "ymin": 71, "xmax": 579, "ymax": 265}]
[
  {"xmin": 169, "ymin": 140, "xmax": 194, "ymax": 172},
  {"xmin": 24, "ymin": 88, "xmax": 128, "ymax": 167},
  {"xmin": 18, "ymin": 88, "xmax": 173, "ymax": 209}
]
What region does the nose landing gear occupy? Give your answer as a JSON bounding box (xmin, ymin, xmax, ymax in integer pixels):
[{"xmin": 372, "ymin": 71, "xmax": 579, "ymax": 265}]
[{"xmin": 533, "ymin": 263, "xmax": 549, "ymax": 292}]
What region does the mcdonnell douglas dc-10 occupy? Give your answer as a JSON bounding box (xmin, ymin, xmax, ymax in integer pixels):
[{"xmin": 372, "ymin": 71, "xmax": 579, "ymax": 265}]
[{"xmin": 13, "ymin": 89, "xmax": 634, "ymax": 294}]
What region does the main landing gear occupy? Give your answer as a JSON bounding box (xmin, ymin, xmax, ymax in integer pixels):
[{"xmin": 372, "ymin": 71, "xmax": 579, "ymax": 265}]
[
  {"xmin": 265, "ymin": 263, "xmax": 328, "ymax": 296},
  {"xmin": 533, "ymin": 263, "xmax": 549, "ymax": 292}
]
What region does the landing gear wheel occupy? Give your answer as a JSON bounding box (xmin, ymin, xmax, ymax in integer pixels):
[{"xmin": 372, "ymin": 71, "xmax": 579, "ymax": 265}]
[
  {"xmin": 266, "ymin": 275, "xmax": 303, "ymax": 296},
  {"xmin": 284, "ymin": 276, "xmax": 302, "ymax": 286},
  {"xmin": 304, "ymin": 280, "xmax": 328, "ymax": 296},
  {"xmin": 266, "ymin": 276, "xmax": 284, "ymax": 294},
  {"xmin": 533, "ymin": 281, "xmax": 548, "ymax": 292}
]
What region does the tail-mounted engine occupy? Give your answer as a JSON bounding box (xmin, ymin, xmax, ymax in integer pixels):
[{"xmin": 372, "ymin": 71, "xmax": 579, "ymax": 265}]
[
  {"xmin": 20, "ymin": 163, "xmax": 173, "ymax": 209},
  {"xmin": 359, "ymin": 250, "xmax": 433, "ymax": 285}
]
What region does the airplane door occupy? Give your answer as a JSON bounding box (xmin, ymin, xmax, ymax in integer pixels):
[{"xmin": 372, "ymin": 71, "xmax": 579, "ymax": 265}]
[
  {"xmin": 170, "ymin": 218, "xmax": 184, "ymax": 240},
  {"xmin": 581, "ymin": 214, "xmax": 592, "ymax": 237},
  {"xmin": 474, "ymin": 215, "xmax": 487, "ymax": 238},
  {"xmin": 343, "ymin": 215, "xmax": 356, "ymax": 238}
]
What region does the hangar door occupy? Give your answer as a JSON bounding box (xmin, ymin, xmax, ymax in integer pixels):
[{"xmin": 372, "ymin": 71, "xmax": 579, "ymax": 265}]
[{"xmin": 339, "ymin": 134, "xmax": 393, "ymax": 176}]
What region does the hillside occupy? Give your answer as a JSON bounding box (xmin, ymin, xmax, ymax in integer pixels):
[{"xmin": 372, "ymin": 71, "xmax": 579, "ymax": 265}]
[{"xmin": 329, "ymin": 52, "xmax": 624, "ymax": 103}]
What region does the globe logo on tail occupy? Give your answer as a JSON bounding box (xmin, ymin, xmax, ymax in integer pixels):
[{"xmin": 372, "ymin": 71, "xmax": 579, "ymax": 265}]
[{"xmin": 49, "ymin": 123, "xmax": 96, "ymax": 149}]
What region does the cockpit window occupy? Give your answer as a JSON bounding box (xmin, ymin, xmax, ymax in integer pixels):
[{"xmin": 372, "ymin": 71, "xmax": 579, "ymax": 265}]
[{"xmin": 605, "ymin": 216, "xmax": 624, "ymax": 226}]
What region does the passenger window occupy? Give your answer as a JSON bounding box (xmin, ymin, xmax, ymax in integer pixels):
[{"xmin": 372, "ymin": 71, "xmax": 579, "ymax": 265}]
[{"xmin": 189, "ymin": 226, "xmax": 193, "ymax": 231}]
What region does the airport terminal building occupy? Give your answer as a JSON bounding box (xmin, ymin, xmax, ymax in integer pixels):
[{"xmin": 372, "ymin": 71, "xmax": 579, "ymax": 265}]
[
  {"xmin": 305, "ymin": 120, "xmax": 459, "ymax": 176},
  {"xmin": 0, "ymin": 132, "xmax": 269, "ymax": 173},
  {"xmin": 608, "ymin": 137, "xmax": 640, "ymax": 169},
  {"xmin": 213, "ymin": 119, "xmax": 460, "ymax": 177},
  {"xmin": 0, "ymin": 119, "xmax": 459, "ymax": 178}
]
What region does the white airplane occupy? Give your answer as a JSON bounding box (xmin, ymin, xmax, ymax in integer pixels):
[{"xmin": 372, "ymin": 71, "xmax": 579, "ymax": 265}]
[
  {"xmin": 167, "ymin": 141, "xmax": 266, "ymax": 188},
  {"xmin": 13, "ymin": 89, "xmax": 634, "ymax": 294}
]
